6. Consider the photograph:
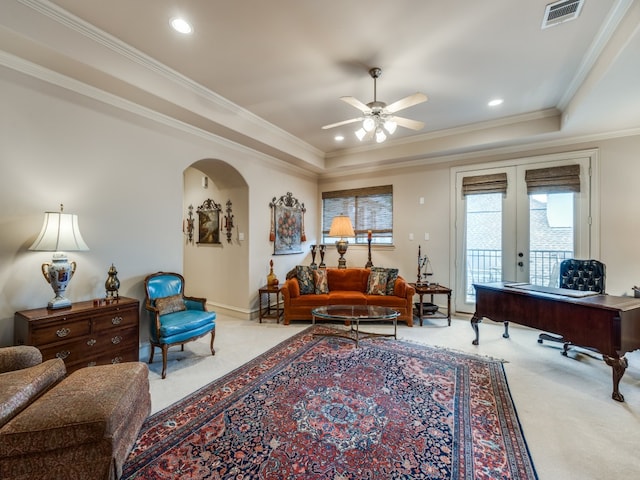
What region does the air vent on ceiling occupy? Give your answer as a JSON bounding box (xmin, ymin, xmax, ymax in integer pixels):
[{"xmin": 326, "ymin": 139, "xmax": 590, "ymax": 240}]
[{"xmin": 541, "ymin": 0, "xmax": 584, "ymax": 29}]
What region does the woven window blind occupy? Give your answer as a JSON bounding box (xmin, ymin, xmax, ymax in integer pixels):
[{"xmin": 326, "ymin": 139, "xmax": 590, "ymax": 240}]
[
  {"xmin": 322, "ymin": 185, "xmax": 393, "ymax": 244},
  {"xmin": 462, "ymin": 173, "xmax": 508, "ymax": 196},
  {"xmin": 525, "ymin": 165, "xmax": 580, "ymax": 194}
]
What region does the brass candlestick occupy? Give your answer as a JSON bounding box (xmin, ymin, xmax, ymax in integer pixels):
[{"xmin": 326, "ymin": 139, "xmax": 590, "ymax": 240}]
[
  {"xmin": 310, "ymin": 244, "xmax": 317, "ymax": 268},
  {"xmin": 365, "ymin": 231, "xmax": 373, "ymax": 268}
]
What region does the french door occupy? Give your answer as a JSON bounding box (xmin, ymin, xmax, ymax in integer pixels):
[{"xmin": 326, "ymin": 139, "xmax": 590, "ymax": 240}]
[{"xmin": 452, "ymin": 151, "xmax": 598, "ymax": 313}]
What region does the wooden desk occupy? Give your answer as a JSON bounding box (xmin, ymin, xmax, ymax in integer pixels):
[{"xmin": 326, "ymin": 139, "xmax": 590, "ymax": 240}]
[
  {"xmin": 410, "ymin": 283, "xmax": 451, "ymax": 326},
  {"xmin": 258, "ymin": 285, "xmax": 282, "ymax": 323},
  {"xmin": 471, "ymin": 282, "xmax": 640, "ymax": 402}
]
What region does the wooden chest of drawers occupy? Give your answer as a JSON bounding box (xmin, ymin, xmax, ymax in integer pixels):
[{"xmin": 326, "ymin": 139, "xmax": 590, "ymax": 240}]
[{"xmin": 14, "ymin": 297, "xmax": 140, "ymax": 374}]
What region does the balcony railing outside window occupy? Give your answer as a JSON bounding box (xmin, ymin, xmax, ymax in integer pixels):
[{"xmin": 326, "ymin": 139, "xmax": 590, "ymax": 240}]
[{"xmin": 466, "ymin": 249, "xmax": 573, "ymax": 301}]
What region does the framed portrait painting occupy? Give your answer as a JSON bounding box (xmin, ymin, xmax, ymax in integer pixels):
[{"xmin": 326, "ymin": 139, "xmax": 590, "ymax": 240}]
[
  {"xmin": 196, "ymin": 198, "xmax": 222, "ymax": 244},
  {"xmin": 269, "ymin": 192, "xmax": 306, "ymax": 255}
]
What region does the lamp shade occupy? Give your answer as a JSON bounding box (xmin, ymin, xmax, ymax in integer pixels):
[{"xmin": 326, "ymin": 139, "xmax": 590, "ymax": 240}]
[
  {"xmin": 29, "ymin": 206, "xmax": 88, "ymax": 309},
  {"xmin": 29, "ymin": 211, "xmax": 89, "ymax": 252},
  {"xmin": 328, "ymin": 215, "xmax": 355, "ymax": 238}
]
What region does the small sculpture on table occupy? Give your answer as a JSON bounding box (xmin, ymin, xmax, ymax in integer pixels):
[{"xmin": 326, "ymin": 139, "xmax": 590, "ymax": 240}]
[
  {"xmin": 417, "ymin": 245, "xmax": 433, "ymax": 286},
  {"xmin": 365, "ymin": 230, "xmax": 374, "ymax": 268},
  {"xmin": 266, "ymin": 259, "xmax": 279, "ymax": 286},
  {"xmin": 310, "ymin": 244, "xmax": 317, "ymax": 268},
  {"xmin": 319, "ymin": 244, "xmax": 326, "ymax": 268},
  {"xmin": 105, "ymin": 264, "xmax": 120, "ymax": 299}
]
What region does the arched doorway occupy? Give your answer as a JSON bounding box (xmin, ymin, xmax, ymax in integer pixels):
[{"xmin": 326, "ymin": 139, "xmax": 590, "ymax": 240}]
[{"xmin": 183, "ymin": 159, "xmax": 251, "ymax": 318}]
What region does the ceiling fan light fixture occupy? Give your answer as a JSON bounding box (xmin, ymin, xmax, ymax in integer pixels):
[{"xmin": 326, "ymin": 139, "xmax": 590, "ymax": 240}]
[
  {"xmin": 321, "ymin": 67, "xmax": 427, "ymax": 143},
  {"xmin": 384, "ymin": 119, "xmax": 397, "ymax": 134},
  {"xmin": 362, "ymin": 117, "xmax": 376, "ymax": 132}
]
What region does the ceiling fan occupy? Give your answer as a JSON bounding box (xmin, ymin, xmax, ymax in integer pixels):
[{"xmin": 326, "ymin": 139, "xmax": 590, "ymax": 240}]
[{"xmin": 322, "ymin": 67, "xmax": 427, "ymax": 143}]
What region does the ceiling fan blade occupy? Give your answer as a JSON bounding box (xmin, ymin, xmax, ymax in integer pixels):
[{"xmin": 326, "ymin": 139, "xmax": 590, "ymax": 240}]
[
  {"xmin": 340, "ymin": 96, "xmax": 371, "ymax": 113},
  {"xmin": 385, "ymin": 92, "xmax": 428, "ymax": 113},
  {"xmin": 321, "ymin": 117, "xmax": 362, "ymax": 130},
  {"xmin": 393, "ymin": 116, "xmax": 425, "ymax": 131}
]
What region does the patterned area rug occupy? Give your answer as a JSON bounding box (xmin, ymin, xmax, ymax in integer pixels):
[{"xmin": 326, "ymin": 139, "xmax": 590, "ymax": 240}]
[{"xmin": 122, "ymin": 326, "xmax": 537, "ymax": 479}]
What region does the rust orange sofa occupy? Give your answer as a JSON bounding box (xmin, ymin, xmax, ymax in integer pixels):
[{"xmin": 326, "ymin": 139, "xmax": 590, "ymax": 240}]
[{"xmin": 281, "ymin": 267, "xmax": 415, "ymax": 326}]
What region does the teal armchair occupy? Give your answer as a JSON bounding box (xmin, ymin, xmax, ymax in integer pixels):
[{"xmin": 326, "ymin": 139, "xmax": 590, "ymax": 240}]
[{"xmin": 144, "ymin": 272, "xmax": 216, "ymax": 378}]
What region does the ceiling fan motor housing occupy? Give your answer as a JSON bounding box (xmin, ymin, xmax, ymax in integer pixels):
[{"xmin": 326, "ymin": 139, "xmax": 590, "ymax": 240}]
[{"xmin": 369, "ymin": 67, "xmax": 382, "ymax": 79}]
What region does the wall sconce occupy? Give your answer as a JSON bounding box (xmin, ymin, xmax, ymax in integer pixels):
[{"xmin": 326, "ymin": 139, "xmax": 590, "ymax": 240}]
[
  {"xmin": 224, "ymin": 199, "xmax": 234, "ymax": 243},
  {"xmin": 184, "ymin": 205, "xmax": 195, "ymax": 244}
]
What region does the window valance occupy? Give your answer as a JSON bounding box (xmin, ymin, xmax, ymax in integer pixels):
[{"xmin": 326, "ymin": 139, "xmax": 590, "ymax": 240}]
[
  {"xmin": 462, "ymin": 173, "xmax": 508, "ymax": 196},
  {"xmin": 525, "ymin": 165, "xmax": 580, "ymax": 194}
]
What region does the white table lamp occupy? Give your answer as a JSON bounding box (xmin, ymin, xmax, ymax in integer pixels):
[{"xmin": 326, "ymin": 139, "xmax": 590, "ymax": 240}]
[{"xmin": 29, "ymin": 204, "xmax": 89, "ymax": 309}]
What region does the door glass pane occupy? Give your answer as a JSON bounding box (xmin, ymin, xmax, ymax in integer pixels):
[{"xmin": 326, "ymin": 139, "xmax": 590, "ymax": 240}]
[
  {"xmin": 529, "ymin": 193, "xmax": 574, "ymax": 287},
  {"xmin": 465, "ymin": 193, "xmax": 502, "ymax": 302}
]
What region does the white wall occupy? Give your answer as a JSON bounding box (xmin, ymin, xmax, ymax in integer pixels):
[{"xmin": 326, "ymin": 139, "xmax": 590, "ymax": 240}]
[
  {"xmin": 318, "ymin": 164, "xmax": 451, "ymax": 286},
  {"xmin": 0, "ymin": 65, "xmax": 317, "ymax": 346}
]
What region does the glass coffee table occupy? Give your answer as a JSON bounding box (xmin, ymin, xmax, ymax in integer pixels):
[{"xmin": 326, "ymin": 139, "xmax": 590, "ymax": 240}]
[{"xmin": 311, "ymin": 305, "xmax": 399, "ymax": 347}]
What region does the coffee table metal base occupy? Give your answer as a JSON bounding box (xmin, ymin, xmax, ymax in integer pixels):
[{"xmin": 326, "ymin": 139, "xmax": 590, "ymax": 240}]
[{"xmin": 311, "ymin": 305, "xmax": 399, "ymax": 347}]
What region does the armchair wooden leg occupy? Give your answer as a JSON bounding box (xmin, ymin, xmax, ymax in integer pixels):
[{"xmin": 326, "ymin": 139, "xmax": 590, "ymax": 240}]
[
  {"xmin": 210, "ymin": 330, "xmax": 216, "ymax": 355},
  {"xmin": 161, "ymin": 344, "xmax": 169, "ymax": 379},
  {"xmin": 148, "ymin": 345, "xmax": 155, "ymax": 364}
]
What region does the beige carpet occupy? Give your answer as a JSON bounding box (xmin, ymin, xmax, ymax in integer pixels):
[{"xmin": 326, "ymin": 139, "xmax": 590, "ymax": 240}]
[{"xmin": 145, "ymin": 313, "xmax": 640, "ymax": 479}]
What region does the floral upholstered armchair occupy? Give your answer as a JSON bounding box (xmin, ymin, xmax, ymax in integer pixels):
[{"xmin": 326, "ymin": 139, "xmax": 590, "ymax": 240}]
[{"xmin": 144, "ymin": 272, "xmax": 216, "ymax": 379}]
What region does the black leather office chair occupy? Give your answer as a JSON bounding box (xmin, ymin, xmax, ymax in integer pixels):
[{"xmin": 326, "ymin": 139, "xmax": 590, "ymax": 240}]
[{"xmin": 538, "ymin": 259, "xmax": 606, "ymax": 355}]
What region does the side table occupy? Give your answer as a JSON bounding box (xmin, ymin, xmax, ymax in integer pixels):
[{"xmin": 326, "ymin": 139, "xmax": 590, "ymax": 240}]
[
  {"xmin": 410, "ymin": 283, "xmax": 452, "ymax": 326},
  {"xmin": 258, "ymin": 285, "xmax": 282, "ymax": 323}
]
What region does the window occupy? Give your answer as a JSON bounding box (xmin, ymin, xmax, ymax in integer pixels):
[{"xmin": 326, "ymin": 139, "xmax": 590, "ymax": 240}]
[{"xmin": 322, "ymin": 185, "xmax": 393, "ymax": 244}]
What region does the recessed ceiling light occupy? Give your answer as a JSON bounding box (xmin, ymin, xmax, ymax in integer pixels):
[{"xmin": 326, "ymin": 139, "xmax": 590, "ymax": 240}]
[
  {"xmin": 334, "ymin": 135, "xmax": 345, "ymax": 142},
  {"xmin": 170, "ymin": 17, "xmax": 193, "ymax": 34},
  {"xmin": 488, "ymin": 98, "xmax": 504, "ymax": 107}
]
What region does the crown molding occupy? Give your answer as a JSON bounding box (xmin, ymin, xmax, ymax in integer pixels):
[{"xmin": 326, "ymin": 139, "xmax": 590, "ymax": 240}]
[
  {"xmin": 13, "ymin": 0, "xmax": 325, "ymax": 169},
  {"xmin": 319, "ymin": 125, "xmax": 640, "ymax": 180},
  {"xmin": 0, "ymin": 49, "xmax": 319, "ymax": 181}
]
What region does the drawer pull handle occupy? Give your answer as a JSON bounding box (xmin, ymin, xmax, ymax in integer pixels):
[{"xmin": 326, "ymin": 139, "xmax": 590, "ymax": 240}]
[
  {"xmin": 111, "ymin": 335, "xmax": 122, "ymax": 344},
  {"xmin": 87, "ymin": 338, "xmax": 97, "ymax": 346},
  {"xmin": 111, "ymin": 316, "xmax": 122, "ymax": 325},
  {"xmin": 56, "ymin": 328, "xmax": 71, "ymax": 337},
  {"xmin": 56, "ymin": 351, "xmax": 70, "ymax": 360},
  {"xmin": 112, "ymin": 356, "xmax": 123, "ymax": 364}
]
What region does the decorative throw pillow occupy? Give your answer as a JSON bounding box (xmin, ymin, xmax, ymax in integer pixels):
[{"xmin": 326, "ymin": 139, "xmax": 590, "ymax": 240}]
[
  {"xmin": 313, "ymin": 268, "xmax": 329, "ymax": 294},
  {"xmin": 367, "ymin": 269, "xmax": 388, "ymax": 295},
  {"xmin": 371, "ymin": 267, "xmax": 399, "ymax": 296},
  {"xmin": 296, "ymin": 265, "xmax": 315, "ymax": 295},
  {"xmin": 155, "ymin": 294, "xmax": 186, "ymax": 315}
]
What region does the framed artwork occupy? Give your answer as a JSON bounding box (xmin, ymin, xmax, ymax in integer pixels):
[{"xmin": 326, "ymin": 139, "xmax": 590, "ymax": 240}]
[
  {"xmin": 196, "ymin": 199, "xmax": 222, "ymax": 244},
  {"xmin": 269, "ymin": 192, "xmax": 306, "ymax": 255}
]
